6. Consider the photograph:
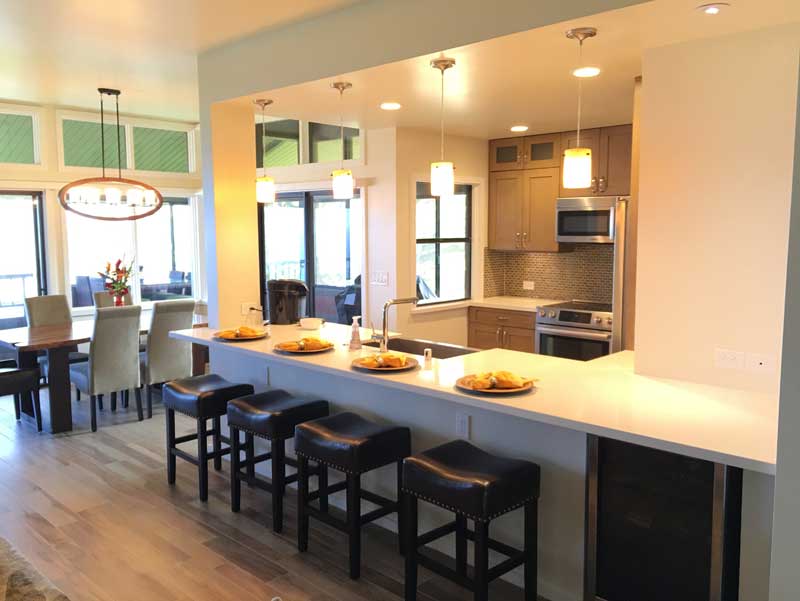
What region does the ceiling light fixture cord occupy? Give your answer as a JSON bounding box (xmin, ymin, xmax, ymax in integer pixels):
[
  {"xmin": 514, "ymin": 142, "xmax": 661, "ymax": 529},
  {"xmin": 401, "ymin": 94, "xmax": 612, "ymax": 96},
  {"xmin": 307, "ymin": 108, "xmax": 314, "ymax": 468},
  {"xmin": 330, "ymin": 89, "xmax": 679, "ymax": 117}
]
[
  {"xmin": 339, "ymin": 87, "xmax": 345, "ymax": 170},
  {"xmin": 262, "ymin": 103, "xmax": 267, "ymax": 172},
  {"xmin": 115, "ymin": 93, "xmax": 122, "ymax": 179},
  {"xmin": 440, "ymin": 67, "xmax": 445, "ymax": 161},
  {"xmin": 99, "ymin": 91, "xmax": 106, "ymax": 178},
  {"xmin": 576, "ymin": 38, "xmax": 583, "ymax": 147}
]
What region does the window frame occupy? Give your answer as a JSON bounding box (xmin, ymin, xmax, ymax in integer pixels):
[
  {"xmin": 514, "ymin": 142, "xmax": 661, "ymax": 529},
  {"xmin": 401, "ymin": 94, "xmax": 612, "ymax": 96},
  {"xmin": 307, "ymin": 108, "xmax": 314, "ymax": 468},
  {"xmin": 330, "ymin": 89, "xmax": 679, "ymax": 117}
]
[
  {"xmin": 414, "ymin": 182, "xmax": 473, "ymax": 306},
  {"xmin": 0, "ymin": 189, "xmax": 48, "ymax": 297},
  {"xmin": 0, "ymin": 104, "xmax": 42, "ymax": 167}
]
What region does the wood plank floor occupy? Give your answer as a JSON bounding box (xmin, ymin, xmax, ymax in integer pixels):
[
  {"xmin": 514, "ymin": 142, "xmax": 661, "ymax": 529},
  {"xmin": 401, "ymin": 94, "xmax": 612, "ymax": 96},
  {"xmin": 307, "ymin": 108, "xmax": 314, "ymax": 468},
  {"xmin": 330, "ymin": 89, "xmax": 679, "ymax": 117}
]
[{"xmin": 0, "ymin": 389, "xmax": 529, "ymax": 601}]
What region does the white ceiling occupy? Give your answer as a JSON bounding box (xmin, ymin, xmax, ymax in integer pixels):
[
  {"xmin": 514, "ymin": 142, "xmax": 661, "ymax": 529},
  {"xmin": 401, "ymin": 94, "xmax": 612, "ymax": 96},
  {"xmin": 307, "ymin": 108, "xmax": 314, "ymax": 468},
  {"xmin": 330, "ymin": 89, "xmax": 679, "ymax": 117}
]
[
  {"xmin": 0, "ymin": 0, "xmax": 361, "ymax": 121},
  {"xmin": 248, "ymin": 0, "xmax": 800, "ymax": 140}
]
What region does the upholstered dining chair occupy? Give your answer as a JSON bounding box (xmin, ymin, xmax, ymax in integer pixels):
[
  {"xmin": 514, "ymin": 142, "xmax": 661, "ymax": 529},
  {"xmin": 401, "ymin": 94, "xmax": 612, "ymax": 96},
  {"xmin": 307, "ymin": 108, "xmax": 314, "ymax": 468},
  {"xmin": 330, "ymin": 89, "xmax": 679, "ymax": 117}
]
[
  {"xmin": 24, "ymin": 294, "xmax": 88, "ymax": 389},
  {"xmin": 92, "ymin": 291, "xmax": 133, "ymax": 308},
  {"xmin": 140, "ymin": 300, "xmax": 194, "ymax": 419},
  {"xmin": 1, "ymin": 366, "xmax": 42, "ymax": 431},
  {"xmin": 69, "ymin": 306, "xmax": 143, "ymax": 432}
]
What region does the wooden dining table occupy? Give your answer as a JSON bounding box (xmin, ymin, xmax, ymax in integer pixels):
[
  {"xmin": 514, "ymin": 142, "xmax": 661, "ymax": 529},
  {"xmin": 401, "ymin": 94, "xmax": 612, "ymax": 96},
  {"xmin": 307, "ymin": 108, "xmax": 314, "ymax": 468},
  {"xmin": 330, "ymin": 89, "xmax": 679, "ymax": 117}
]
[{"xmin": 0, "ymin": 319, "xmax": 148, "ymax": 433}]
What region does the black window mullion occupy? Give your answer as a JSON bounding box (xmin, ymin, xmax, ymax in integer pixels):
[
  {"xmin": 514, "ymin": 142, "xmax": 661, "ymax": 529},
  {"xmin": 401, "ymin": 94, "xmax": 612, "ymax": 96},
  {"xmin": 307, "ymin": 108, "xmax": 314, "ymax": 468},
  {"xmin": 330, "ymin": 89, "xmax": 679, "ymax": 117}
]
[
  {"xmin": 32, "ymin": 192, "xmax": 47, "ymax": 296},
  {"xmin": 304, "ymin": 192, "xmax": 315, "ymax": 316}
]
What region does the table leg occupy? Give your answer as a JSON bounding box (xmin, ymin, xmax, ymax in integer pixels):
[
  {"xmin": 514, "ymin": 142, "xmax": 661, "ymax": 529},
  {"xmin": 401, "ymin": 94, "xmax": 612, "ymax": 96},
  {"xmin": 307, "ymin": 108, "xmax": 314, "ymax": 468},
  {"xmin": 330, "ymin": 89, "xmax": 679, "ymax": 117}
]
[
  {"xmin": 16, "ymin": 350, "xmax": 37, "ymax": 417},
  {"xmin": 46, "ymin": 347, "xmax": 73, "ymax": 433}
]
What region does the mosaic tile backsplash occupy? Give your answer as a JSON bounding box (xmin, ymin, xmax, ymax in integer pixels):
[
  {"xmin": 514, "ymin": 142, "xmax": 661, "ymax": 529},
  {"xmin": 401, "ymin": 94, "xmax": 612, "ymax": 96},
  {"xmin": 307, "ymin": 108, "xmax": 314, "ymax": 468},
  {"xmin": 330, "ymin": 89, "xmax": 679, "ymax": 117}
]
[{"xmin": 484, "ymin": 244, "xmax": 614, "ymax": 303}]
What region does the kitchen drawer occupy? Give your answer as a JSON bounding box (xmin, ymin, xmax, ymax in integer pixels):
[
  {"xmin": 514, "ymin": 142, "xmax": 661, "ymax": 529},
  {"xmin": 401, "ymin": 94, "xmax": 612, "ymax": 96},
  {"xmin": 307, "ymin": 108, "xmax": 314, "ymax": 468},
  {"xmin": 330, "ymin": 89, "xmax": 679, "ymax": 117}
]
[{"xmin": 468, "ymin": 307, "xmax": 535, "ymax": 330}]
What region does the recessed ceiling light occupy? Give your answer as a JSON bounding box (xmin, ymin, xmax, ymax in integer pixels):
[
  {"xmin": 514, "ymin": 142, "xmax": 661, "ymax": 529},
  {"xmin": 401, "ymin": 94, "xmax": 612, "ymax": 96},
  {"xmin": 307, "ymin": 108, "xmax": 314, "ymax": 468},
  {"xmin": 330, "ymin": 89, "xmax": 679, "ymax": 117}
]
[
  {"xmin": 510, "ymin": 125, "xmax": 529, "ymax": 133},
  {"xmin": 380, "ymin": 102, "xmax": 402, "ymax": 111},
  {"xmin": 572, "ymin": 66, "xmax": 601, "ymax": 78},
  {"xmin": 697, "ymin": 2, "xmax": 730, "ymax": 15}
]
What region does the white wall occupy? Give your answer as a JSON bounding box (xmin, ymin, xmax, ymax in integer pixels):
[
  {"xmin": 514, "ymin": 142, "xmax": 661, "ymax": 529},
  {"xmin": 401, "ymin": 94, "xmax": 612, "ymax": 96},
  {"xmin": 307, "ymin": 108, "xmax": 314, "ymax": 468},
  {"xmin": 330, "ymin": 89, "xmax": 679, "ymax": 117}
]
[{"xmin": 635, "ymin": 25, "xmax": 800, "ymax": 395}]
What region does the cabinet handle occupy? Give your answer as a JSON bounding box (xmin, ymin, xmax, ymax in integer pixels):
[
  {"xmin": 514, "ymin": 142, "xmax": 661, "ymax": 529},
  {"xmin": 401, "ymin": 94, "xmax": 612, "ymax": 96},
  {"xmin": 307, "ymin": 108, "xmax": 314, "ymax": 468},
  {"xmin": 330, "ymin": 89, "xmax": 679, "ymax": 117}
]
[
  {"xmin": 522, "ymin": 232, "xmax": 528, "ymax": 247},
  {"xmin": 591, "ymin": 176, "xmax": 598, "ymax": 193},
  {"xmin": 598, "ymin": 176, "xmax": 607, "ymax": 193},
  {"xmin": 515, "ymin": 232, "xmax": 521, "ymax": 248},
  {"xmin": 496, "ymin": 316, "xmax": 509, "ymax": 321},
  {"xmin": 496, "ymin": 327, "xmax": 502, "ymax": 347},
  {"xmin": 503, "ymin": 329, "xmax": 508, "ymax": 347}
]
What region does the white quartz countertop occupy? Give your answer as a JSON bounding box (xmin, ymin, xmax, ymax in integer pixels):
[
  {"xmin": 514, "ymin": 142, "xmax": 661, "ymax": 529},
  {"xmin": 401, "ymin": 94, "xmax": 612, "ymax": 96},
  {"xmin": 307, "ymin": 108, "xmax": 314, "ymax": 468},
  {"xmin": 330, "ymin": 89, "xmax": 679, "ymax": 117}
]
[
  {"xmin": 470, "ymin": 296, "xmax": 566, "ymax": 312},
  {"xmin": 172, "ymin": 323, "xmax": 778, "ymax": 474}
]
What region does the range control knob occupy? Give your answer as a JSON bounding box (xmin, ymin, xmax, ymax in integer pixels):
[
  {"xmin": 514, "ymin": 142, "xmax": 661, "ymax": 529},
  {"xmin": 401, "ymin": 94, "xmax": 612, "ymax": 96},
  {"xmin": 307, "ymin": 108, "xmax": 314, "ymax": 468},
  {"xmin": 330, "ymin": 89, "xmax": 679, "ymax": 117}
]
[
  {"xmin": 606, "ymin": 317, "xmax": 613, "ymax": 325},
  {"xmin": 594, "ymin": 316, "xmax": 603, "ymax": 324},
  {"xmin": 539, "ymin": 310, "xmax": 546, "ymax": 317},
  {"xmin": 548, "ymin": 311, "xmax": 556, "ymax": 318}
]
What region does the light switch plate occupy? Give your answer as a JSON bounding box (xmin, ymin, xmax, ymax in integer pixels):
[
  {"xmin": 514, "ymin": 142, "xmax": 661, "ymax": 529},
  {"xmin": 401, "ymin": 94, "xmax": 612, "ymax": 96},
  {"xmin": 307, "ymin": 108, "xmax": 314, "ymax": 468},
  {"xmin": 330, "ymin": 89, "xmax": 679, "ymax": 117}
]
[
  {"xmin": 523, "ymin": 280, "xmax": 535, "ymax": 291},
  {"xmin": 456, "ymin": 412, "xmax": 471, "ymax": 439},
  {"xmin": 370, "ymin": 271, "xmax": 389, "ymax": 286}
]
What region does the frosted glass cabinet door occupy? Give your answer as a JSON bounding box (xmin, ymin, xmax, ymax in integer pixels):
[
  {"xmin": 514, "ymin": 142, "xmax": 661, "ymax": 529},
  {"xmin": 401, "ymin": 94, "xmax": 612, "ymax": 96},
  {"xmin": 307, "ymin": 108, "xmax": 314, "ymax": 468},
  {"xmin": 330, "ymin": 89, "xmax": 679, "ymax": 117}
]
[
  {"xmin": 523, "ymin": 133, "xmax": 562, "ymax": 169},
  {"xmin": 489, "ymin": 138, "xmax": 524, "ymax": 171}
]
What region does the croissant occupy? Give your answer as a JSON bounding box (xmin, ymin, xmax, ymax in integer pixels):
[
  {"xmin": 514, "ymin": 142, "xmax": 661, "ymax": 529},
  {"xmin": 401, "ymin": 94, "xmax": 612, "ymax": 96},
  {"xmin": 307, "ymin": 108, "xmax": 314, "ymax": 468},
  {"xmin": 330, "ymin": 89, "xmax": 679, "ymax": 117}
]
[
  {"xmin": 299, "ymin": 337, "xmax": 331, "ymax": 350},
  {"xmin": 471, "ymin": 373, "xmax": 495, "ymax": 390},
  {"xmin": 492, "ymin": 371, "xmax": 526, "ymax": 389}
]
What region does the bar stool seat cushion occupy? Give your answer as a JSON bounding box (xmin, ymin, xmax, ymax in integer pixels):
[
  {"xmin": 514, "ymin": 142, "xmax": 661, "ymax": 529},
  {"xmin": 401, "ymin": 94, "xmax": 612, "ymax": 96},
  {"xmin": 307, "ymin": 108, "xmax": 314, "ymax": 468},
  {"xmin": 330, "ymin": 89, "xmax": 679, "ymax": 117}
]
[
  {"xmin": 295, "ymin": 411, "xmax": 411, "ymax": 474},
  {"xmin": 0, "ymin": 367, "xmax": 40, "ymax": 396},
  {"xmin": 403, "ymin": 439, "xmax": 540, "ymax": 521},
  {"xmin": 227, "ymin": 390, "xmax": 329, "ymax": 439},
  {"xmin": 163, "ymin": 374, "xmax": 253, "ymax": 418}
]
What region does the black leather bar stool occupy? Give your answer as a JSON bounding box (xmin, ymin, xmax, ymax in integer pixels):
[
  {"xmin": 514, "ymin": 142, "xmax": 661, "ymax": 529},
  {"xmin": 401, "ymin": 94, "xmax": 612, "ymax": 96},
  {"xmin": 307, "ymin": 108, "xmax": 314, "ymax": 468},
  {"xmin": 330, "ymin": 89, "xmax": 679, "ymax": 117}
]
[
  {"xmin": 227, "ymin": 390, "xmax": 329, "ymax": 532},
  {"xmin": 163, "ymin": 374, "xmax": 254, "ymax": 501},
  {"xmin": 402, "ymin": 440, "xmax": 540, "ymax": 601},
  {"xmin": 295, "ymin": 412, "xmax": 411, "ymax": 579},
  {"xmin": 1, "ymin": 367, "xmax": 42, "ymax": 432}
]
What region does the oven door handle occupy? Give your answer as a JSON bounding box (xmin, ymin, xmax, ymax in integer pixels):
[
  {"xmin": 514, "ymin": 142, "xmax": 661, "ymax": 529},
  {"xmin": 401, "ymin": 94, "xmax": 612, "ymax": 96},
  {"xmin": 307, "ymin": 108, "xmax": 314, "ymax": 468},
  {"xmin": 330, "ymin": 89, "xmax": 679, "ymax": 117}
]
[{"xmin": 535, "ymin": 325, "xmax": 612, "ymax": 341}]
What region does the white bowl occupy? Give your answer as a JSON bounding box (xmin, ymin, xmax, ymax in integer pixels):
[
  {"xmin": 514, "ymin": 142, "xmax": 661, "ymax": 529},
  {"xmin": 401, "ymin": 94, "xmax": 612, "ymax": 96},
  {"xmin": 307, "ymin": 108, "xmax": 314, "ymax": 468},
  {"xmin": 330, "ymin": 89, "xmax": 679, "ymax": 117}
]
[{"xmin": 299, "ymin": 317, "xmax": 324, "ymax": 330}]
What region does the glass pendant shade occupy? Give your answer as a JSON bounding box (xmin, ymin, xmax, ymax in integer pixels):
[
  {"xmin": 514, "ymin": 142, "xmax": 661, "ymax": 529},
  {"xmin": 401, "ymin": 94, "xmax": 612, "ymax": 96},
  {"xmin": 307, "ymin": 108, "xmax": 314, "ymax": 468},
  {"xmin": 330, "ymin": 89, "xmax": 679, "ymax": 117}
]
[
  {"xmin": 430, "ymin": 161, "xmax": 455, "ymax": 198},
  {"xmin": 256, "ymin": 175, "xmax": 276, "ymax": 204},
  {"xmin": 331, "ymin": 169, "xmax": 354, "ymax": 200},
  {"xmin": 562, "ymin": 148, "xmax": 592, "ymax": 189}
]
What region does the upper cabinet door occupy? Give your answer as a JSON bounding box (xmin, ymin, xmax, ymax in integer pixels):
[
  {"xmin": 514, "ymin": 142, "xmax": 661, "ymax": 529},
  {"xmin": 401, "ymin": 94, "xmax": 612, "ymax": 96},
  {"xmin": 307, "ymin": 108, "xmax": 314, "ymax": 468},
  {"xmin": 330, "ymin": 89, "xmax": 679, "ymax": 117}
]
[
  {"xmin": 523, "ymin": 167, "xmax": 561, "ymax": 252},
  {"xmin": 559, "ymin": 128, "xmax": 600, "ymax": 198},
  {"xmin": 489, "ymin": 171, "xmax": 525, "ymax": 250},
  {"xmin": 597, "ymin": 125, "xmax": 632, "ymax": 196},
  {"xmin": 489, "ymin": 138, "xmax": 525, "ymax": 171},
  {"xmin": 523, "ymin": 133, "xmax": 561, "ymax": 169}
]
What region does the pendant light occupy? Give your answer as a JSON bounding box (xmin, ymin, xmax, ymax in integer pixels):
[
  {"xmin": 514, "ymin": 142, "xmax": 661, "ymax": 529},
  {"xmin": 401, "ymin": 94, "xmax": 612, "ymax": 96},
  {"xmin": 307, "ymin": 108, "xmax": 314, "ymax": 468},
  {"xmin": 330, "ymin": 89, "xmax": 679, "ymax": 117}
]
[
  {"xmin": 430, "ymin": 57, "xmax": 456, "ymax": 198},
  {"xmin": 330, "ymin": 81, "xmax": 354, "ymax": 200},
  {"xmin": 58, "ymin": 88, "xmax": 163, "ymax": 221},
  {"xmin": 255, "ymin": 99, "xmax": 276, "ymax": 204},
  {"xmin": 563, "ymin": 27, "xmax": 597, "ymax": 190}
]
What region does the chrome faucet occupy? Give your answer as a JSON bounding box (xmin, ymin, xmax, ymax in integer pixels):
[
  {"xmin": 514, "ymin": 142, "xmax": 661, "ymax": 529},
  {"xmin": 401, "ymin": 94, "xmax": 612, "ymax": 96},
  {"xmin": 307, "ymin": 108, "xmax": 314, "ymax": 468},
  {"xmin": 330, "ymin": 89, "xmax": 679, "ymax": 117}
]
[{"xmin": 381, "ymin": 297, "xmax": 418, "ymax": 352}]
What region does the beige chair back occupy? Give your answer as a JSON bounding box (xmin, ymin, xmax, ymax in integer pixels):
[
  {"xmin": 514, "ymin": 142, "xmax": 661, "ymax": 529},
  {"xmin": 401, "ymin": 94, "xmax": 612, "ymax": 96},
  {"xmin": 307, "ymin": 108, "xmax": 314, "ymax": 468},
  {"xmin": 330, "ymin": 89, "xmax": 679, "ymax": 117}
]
[
  {"xmin": 25, "ymin": 295, "xmax": 72, "ymax": 326},
  {"xmin": 144, "ymin": 300, "xmax": 194, "ymax": 385},
  {"xmin": 89, "ymin": 305, "xmax": 142, "ymax": 395},
  {"xmin": 93, "ymin": 291, "xmax": 133, "ymax": 308}
]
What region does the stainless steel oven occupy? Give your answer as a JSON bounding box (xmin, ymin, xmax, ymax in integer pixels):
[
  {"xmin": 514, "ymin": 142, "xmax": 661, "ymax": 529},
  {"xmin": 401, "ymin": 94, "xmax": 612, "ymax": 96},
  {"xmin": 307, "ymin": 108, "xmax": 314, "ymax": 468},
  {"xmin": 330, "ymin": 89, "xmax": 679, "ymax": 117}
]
[
  {"xmin": 556, "ymin": 196, "xmax": 618, "ymax": 243},
  {"xmin": 535, "ymin": 301, "xmax": 614, "ymax": 361}
]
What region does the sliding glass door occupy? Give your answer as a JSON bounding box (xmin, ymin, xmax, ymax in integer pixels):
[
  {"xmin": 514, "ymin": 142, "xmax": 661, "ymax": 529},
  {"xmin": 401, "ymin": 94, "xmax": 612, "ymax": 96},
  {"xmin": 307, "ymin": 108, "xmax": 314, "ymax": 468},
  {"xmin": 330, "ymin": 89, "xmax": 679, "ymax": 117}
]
[
  {"xmin": 0, "ymin": 192, "xmax": 46, "ymax": 335},
  {"xmin": 259, "ymin": 191, "xmax": 362, "ymax": 324}
]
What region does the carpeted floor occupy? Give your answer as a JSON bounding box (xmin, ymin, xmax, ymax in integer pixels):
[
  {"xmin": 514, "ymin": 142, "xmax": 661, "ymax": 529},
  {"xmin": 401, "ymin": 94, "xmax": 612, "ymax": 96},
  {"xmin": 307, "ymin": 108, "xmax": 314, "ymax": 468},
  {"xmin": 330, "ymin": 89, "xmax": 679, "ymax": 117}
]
[{"xmin": 0, "ymin": 537, "xmax": 70, "ymax": 601}]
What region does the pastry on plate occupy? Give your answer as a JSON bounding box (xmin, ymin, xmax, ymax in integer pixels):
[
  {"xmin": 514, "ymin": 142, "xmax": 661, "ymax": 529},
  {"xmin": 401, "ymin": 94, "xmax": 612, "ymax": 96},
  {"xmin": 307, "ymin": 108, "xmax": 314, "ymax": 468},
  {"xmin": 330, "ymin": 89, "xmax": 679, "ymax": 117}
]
[
  {"xmin": 358, "ymin": 352, "xmax": 408, "ymax": 369},
  {"xmin": 468, "ymin": 370, "xmax": 531, "ymax": 390}
]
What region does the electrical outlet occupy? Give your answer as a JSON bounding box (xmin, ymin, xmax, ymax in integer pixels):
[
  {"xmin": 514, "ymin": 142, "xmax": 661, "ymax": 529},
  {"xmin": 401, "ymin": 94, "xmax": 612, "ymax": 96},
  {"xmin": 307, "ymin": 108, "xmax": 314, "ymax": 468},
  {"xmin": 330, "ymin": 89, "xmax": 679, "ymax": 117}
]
[
  {"xmin": 456, "ymin": 412, "xmax": 471, "ymax": 439},
  {"xmin": 523, "ymin": 280, "xmax": 535, "ymax": 291},
  {"xmin": 714, "ymin": 348, "xmax": 745, "ymax": 370},
  {"xmin": 370, "ymin": 271, "xmax": 389, "ymax": 286},
  {"xmin": 746, "ymin": 353, "xmax": 776, "ymax": 374}
]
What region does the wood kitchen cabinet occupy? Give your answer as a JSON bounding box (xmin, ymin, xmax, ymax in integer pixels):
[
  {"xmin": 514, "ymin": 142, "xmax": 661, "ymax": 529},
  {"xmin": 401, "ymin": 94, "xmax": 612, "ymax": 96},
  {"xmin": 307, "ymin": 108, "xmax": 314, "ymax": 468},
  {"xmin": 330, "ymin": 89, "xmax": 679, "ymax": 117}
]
[
  {"xmin": 468, "ymin": 307, "xmax": 535, "ymax": 352},
  {"xmin": 490, "ymin": 134, "xmax": 562, "ymax": 171},
  {"xmin": 559, "ymin": 125, "xmax": 632, "ymax": 197},
  {"xmin": 489, "ymin": 168, "xmax": 560, "ymax": 252},
  {"xmin": 489, "ymin": 138, "xmax": 525, "ymax": 171}
]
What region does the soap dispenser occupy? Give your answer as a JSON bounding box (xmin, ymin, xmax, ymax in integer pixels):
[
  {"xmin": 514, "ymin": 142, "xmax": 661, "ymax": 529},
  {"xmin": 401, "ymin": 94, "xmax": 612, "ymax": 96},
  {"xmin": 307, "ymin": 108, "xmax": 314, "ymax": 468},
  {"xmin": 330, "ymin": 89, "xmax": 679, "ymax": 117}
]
[{"xmin": 349, "ymin": 315, "xmax": 362, "ymax": 350}]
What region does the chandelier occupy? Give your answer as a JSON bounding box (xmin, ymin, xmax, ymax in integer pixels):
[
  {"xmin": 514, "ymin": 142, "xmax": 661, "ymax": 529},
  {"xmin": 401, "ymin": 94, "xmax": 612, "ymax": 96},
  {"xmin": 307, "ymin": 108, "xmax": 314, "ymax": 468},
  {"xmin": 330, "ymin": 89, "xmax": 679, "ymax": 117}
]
[{"xmin": 58, "ymin": 88, "xmax": 163, "ymax": 221}]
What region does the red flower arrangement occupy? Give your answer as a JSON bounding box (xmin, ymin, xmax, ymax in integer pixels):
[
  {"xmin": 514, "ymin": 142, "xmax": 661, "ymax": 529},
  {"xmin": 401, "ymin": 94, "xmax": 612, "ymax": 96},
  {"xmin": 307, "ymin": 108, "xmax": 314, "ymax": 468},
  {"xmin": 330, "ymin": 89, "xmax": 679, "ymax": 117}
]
[{"xmin": 98, "ymin": 258, "xmax": 135, "ymax": 306}]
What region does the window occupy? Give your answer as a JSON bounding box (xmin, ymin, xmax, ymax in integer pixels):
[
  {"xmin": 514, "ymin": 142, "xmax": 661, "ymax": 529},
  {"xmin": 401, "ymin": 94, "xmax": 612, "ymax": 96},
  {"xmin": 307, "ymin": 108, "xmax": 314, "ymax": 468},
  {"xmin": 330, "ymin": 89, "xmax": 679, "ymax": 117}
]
[
  {"xmin": 65, "ymin": 197, "xmax": 196, "ymax": 307},
  {"xmin": 133, "ymin": 127, "xmax": 190, "ymax": 173},
  {"xmin": 415, "ymin": 182, "xmax": 472, "ymax": 304},
  {"xmin": 256, "ymin": 120, "xmax": 300, "ymax": 167},
  {"xmin": 309, "ymin": 122, "xmax": 360, "ymax": 163},
  {"xmin": 259, "ymin": 191, "xmax": 363, "ymax": 324},
  {"xmin": 62, "ymin": 119, "xmax": 127, "ymax": 169},
  {"xmin": 0, "ymin": 193, "xmax": 46, "ymax": 334},
  {"xmin": 0, "ymin": 113, "xmax": 36, "ymax": 164}
]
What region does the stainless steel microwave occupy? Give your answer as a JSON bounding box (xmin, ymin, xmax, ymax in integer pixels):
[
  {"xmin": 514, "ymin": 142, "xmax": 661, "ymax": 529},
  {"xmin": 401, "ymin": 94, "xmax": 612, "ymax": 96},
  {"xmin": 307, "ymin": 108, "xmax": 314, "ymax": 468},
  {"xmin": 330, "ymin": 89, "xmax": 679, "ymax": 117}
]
[{"xmin": 556, "ymin": 196, "xmax": 620, "ymax": 243}]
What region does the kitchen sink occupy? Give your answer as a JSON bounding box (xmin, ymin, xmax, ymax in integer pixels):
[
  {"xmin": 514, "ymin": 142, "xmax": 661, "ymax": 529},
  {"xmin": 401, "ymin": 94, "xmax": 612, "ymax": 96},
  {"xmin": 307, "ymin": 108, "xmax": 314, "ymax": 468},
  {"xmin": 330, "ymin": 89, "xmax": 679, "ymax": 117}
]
[{"xmin": 363, "ymin": 337, "xmax": 477, "ymax": 359}]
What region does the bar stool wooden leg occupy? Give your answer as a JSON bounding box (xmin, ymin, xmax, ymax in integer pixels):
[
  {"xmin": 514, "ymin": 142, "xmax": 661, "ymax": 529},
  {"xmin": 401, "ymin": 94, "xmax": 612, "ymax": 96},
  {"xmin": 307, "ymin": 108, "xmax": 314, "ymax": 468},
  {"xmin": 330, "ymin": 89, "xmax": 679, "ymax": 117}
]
[
  {"xmin": 13, "ymin": 393, "xmax": 21, "ymax": 420},
  {"xmin": 166, "ymin": 408, "xmax": 176, "ymax": 484},
  {"xmin": 455, "ymin": 514, "xmax": 468, "ymax": 577},
  {"xmin": 212, "ymin": 416, "xmax": 222, "ymax": 471},
  {"xmin": 197, "ymin": 417, "xmax": 208, "ymax": 501},
  {"xmin": 347, "ymin": 473, "xmax": 362, "ymax": 579},
  {"xmin": 403, "ymin": 493, "xmax": 418, "ymax": 601},
  {"xmin": 524, "ymin": 500, "xmax": 538, "ymax": 601},
  {"xmin": 474, "ymin": 521, "xmax": 490, "ymax": 601},
  {"xmin": 297, "ymin": 456, "xmax": 310, "ymax": 552},
  {"xmin": 90, "ymin": 395, "xmax": 98, "ymax": 432},
  {"xmin": 397, "ymin": 460, "xmax": 406, "ymax": 555},
  {"xmin": 318, "ymin": 462, "xmax": 329, "ymax": 513},
  {"xmin": 230, "ymin": 426, "xmax": 241, "ymax": 512},
  {"xmin": 272, "ymin": 438, "xmax": 286, "ymax": 533},
  {"xmin": 245, "ymin": 433, "xmax": 255, "ymax": 483}
]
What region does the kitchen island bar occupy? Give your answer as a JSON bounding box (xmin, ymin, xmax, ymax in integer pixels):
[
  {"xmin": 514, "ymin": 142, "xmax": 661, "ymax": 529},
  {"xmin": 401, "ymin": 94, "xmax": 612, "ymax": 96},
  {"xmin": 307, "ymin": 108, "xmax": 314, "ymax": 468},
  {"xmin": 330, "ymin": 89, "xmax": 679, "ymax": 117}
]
[{"xmin": 171, "ymin": 323, "xmax": 777, "ymax": 600}]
